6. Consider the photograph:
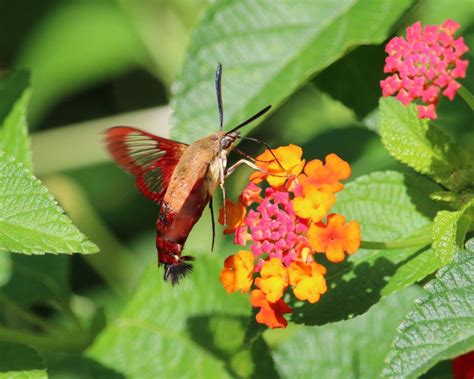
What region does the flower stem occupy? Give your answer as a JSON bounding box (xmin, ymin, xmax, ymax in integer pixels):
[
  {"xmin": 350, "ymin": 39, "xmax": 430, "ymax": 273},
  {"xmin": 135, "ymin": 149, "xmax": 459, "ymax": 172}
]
[
  {"xmin": 361, "ymin": 225, "xmax": 432, "ymax": 250},
  {"xmin": 458, "ymin": 86, "xmax": 474, "ymax": 110}
]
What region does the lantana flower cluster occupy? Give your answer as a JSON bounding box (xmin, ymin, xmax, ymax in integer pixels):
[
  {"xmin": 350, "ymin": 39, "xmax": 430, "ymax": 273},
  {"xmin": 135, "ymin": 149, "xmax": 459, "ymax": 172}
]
[
  {"xmin": 380, "ymin": 19, "xmax": 469, "ymax": 119},
  {"xmin": 218, "ymin": 145, "xmax": 361, "ymax": 328}
]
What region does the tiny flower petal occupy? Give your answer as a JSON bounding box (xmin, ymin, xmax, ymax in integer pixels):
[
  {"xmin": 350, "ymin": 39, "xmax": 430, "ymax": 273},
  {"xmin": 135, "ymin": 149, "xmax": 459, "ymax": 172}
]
[
  {"xmin": 250, "ymin": 289, "xmax": 292, "ymax": 329},
  {"xmin": 293, "ymin": 186, "xmax": 335, "ymax": 222},
  {"xmin": 255, "ymin": 258, "xmax": 289, "ymax": 302},
  {"xmin": 220, "ymin": 250, "xmax": 254, "ymax": 293},
  {"xmin": 218, "ymin": 199, "xmax": 246, "ymax": 234},
  {"xmin": 241, "ymin": 182, "xmax": 262, "ymax": 206}
]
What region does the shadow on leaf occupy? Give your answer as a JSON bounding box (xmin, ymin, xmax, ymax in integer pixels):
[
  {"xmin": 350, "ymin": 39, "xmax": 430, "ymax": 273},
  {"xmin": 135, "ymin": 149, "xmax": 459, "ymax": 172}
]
[
  {"xmin": 187, "ymin": 313, "xmax": 279, "ymax": 379},
  {"xmin": 43, "ymin": 353, "xmax": 125, "ymax": 379},
  {"xmin": 289, "ymin": 255, "xmax": 398, "ymax": 326}
]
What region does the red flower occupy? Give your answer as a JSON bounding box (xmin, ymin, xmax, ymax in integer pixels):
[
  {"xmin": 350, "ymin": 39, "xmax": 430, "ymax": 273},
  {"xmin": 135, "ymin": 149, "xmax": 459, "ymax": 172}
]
[
  {"xmin": 453, "ymin": 351, "xmax": 474, "ymax": 379},
  {"xmin": 249, "ymin": 289, "xmax": 292, "ymax": 329}
]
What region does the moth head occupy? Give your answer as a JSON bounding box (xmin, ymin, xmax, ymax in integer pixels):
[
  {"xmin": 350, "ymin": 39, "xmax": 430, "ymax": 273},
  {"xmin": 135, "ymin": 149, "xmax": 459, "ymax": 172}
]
[{"xmin": 220, "ymin": 131, "xmax": 239, "ymax": 152}]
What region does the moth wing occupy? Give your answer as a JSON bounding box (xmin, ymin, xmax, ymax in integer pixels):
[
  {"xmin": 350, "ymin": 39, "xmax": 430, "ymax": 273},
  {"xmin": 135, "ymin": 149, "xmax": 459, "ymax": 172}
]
[{"xmin": 105, "ymin": 126, "xmax": 188, "ymax": 203}]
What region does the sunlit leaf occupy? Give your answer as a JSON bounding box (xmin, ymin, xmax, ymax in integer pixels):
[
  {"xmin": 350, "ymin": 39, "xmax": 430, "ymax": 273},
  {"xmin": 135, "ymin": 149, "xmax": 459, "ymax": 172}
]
[
  {"xmin": 88, "ymin": 257, "xmax": 276, "ymax": 379},
  {"xmin": 379, "ymin": 97, "xmax": 473, "ymax": 190},
  {"xmin": 290, "ymin": 171, "xmax": 440, "ymax": 325},
  {"xmin": 382, "ymin": 244, "xmax": 474, "ymax": 378},
  {"xmin": 271, "ymin": 287, "xmax": 421, "ymax": 378},
  {"xmin": 171, "ymin": 0, "xmax": 413, "ymax": 142},
  {"xmin": 0, "ymin": 152, "xmax": 98, "ymax": 255},
  {"xmin": 432, "ymin": 199, "xmax": 474, "ymax": 265}
]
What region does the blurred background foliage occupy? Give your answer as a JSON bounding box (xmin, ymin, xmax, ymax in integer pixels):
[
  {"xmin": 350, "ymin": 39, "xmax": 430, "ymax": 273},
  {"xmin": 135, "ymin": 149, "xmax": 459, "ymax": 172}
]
[{"xmin": 0, "ymin": 0, "xmax": 473, "ymax": 377}]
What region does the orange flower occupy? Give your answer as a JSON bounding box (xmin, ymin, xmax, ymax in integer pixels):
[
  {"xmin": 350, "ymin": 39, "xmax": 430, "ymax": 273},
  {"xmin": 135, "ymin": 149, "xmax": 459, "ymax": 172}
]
[
  {"xmin": 251, "ymin": 144, "xmax": 305, "ymax": 188},
  {"xmin": 292, "ymin": 186, "xmax": 335, "ymax": 222},
  {"xmin": 307, "ymin": 214, "xmax": 361, "ymax": 263},
  {"xmin": 255, "ymin": 258, "xmax": 289, "ymax": 302},
  {"xmin": 220, "ymin": 250, "xmax": 254, "ymax": 293},
  {"xmin": 298, "ymin": 154, "xmax": 351, "ymax": 193},
  {"xmin": 250, "ymin": 289, "xmax": 292, "ymax": 329},
  {"xmin": 288, "ymin": 262, "xmax": 327, "ymax": 303},
  {"xmin": 218, "ymin": 199, "xmax": 246, "ymax": 234}
]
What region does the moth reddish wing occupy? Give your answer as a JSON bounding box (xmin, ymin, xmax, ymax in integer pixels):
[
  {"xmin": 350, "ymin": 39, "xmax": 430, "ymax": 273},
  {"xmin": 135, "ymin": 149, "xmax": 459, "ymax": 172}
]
[{"xmin": 105, "ymin": 127, "xmax": 188, "ymax": 204}]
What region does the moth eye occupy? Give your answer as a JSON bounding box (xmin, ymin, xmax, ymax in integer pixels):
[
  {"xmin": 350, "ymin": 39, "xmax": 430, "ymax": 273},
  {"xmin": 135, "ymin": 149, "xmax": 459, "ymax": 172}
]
[{"xmin": 221, "ymin": 136, "xmax": 234, "ymax": 149}]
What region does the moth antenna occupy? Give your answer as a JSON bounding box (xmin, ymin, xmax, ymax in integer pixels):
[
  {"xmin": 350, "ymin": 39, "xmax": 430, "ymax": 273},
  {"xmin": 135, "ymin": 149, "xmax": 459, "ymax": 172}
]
[
  {"xmin": 227, "ymin": 105, "xmax": 271, "ymax": 134},
  {"xmin": 237, "ymin": 136, "xmax": 286, "ymax": 171},
  {"xmin": 233, "ymin": 147, "xmax": 256, "ymax": 162},
  {"xmin": 215, "ymin": 63, "xmax": 224, "ymax": 131}
]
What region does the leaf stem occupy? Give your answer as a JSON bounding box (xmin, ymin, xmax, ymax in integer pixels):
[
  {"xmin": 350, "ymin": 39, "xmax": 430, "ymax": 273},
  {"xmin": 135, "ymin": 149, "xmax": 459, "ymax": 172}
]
[
  {"xmin": 458, "ymin": 86, "xmax": 474, "ymax": 110},
  {"xmin": 361, "ymin": 225, "xmax": 432, "ymax": 250}
]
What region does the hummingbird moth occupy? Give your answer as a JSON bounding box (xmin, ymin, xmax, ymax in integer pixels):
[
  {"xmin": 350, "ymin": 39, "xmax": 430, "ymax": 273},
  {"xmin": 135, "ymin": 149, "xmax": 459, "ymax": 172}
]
[{"xmin": 105, "ymin": 64, "xmax": 271, "ymax": 284}]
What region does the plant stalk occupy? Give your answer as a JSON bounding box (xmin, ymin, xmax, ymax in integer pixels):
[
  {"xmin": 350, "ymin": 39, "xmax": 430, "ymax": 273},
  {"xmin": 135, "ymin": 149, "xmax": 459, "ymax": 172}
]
[
  {"xmin": 458, "ymin": 85, "xmax": 474, "ymax": 110},
  {"xmin": 360, "ymin": 224, "xmax": 432, "ymax": 250}
]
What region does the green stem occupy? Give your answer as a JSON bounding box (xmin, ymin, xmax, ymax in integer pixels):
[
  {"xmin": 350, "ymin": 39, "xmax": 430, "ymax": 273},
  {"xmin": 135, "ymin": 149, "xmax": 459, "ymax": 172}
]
[
  {"xmin": 0, "ymin": 325, "xmax": 90, "ymax": 352},
  {"xmin": 14, "ymin": 265, "xmax": 84, "ymax": 333},
  {"xmin": 44, "ymin": 176, "xmax": 142, "ymax": 296},
  {"xmin": 31, "ymin": 106, "xmax": 170, "ymax": 176},
  {"xmin": 360, "ymin": 225, "xmax": 432, "ymax": 250},
  {"xmin": 458, "ymin": 85, "xmax": 474, "ymax": 110},
  {"xmin": 0, "ymin": 292, "xmax": 58, "ymax": 333}
]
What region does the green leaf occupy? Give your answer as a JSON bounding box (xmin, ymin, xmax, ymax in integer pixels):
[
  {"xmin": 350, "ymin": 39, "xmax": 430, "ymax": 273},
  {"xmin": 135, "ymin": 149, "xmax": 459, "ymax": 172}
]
[
  {"xmin": 0, "ymin": 71, "xmax": 29, "ymax": 125},
  {"xmin": 43, "ymin": 353, "xmax": 124, "ymax": 379},
  {"xmin": 290, "ymin": 171, "xmax": 440, "ymax": 325},
  {"xmin": 0, "ymin": 341, "xmax": 47, "ymax": 379},
  {"xmin": 0, "ymin": 253, "xmax": 12, "ymax": 287},
  {"xmin": 381, "ymin": 248, "xmax": 440, "ymax": 295},
  {"xmin": 2, "ymin": 255, "xmax": 69, "ymax": 306},
  {"xmin": 16, "ymin": 1, "xmax": 146, "ymax": 122},
  {"xmin": 0, "ymin": 152, "xmax": 98, "ymax": 255},
  {"xmin": 0, "ymin": 70, "xmax": 31, "ymax": 168},
  {"xmin": 271, "ymin": 286, "xmax": 421, "ymax": 378},
  {"xmin": 0, "ymin": 89, "xmax": 32, "ymax": 169},
  {"xmin": 171, "ymin": 0, "xmax": 413, "ymax": 142},
  {"xmin": 314, "ymin": 44, "xmax": 387, "ymax": 118},
  {"xmin": 382, "ymin": 245, "xmax": 474, "ymax": 378},
  {"xmin": 88, "ymin": 257, "xmax": 276, "ymax": 379},
  {"xmin": 432, "ymin": 200, "xmax": 474, "ymax": 265},
  {"xmin": 379, "ymin": 97, "xmax": 472, "ymax": 189}
]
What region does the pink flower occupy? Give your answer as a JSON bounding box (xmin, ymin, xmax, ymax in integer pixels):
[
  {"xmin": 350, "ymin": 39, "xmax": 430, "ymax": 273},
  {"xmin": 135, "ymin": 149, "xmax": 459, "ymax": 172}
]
[
  {"xmin": 380, "ymin": 19, "xmax": 469, "ymax": 119},
  {"xmin": 241, "ymin": 187, "xmax": 309, "ymax": 267}
]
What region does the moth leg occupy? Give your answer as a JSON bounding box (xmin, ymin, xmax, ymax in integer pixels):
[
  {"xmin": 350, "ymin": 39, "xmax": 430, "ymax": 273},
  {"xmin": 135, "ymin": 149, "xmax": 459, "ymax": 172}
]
[
  {"xmin": 209, "ymin": 197, "xmax": 216, "ymax": 252},
  {"xmin": 225, "ymin": 159, "xmax": 266, "ymax": 178},
  {"xmin": 219, "ymin": 157, "xmax": 227, "ymax": 226}
]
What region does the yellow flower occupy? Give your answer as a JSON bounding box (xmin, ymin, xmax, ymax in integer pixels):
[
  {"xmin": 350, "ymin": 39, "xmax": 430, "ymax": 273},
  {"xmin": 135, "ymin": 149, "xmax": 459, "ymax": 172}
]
[
  {"xmin": 251, "ymin": 144, "xmax": 305, "ymax": 188},
  {"xmin": 292, "ymin": 186, "xmax": 335, "ymax": 222},
  {"xmin": 255, "ymin": 258, "xmax": 289, "ymax": 302},
  {"xmin": 288, "ymin": 262, "xmax": 327, "ymax": 303}
]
